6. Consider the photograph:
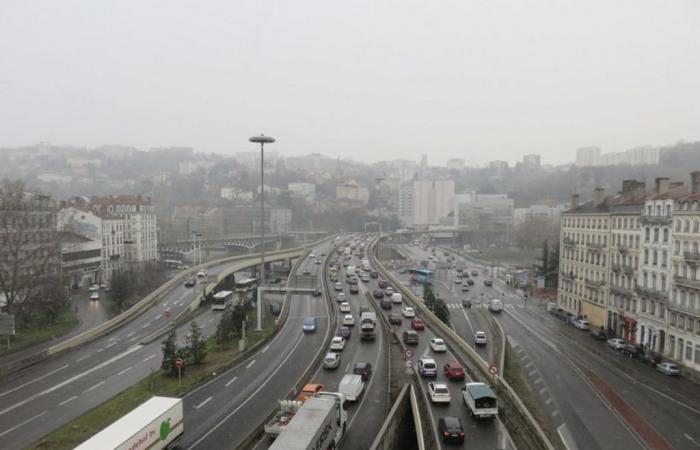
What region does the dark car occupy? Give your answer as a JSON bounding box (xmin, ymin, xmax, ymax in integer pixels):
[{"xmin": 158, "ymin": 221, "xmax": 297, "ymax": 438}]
[
  {"xmin": 462, "ymin": 298, "xmax": 472, "ymax": 308},
  {"xmin": 337, "ymin": 326, "xmax": 351, "ymax": 339},
  {"xmin": 589, "ymin": 329, "xmax": 606, "ymax": 340},
  {"xmin": 269, "ymin": 302, "xmax": 281, "ymax": 316},
  {"xmin": 466, "ymin": 279, "xmax": 474, "ymax": 286},
  {"xmin": 349, "ymin": 285, "xmax": 359, "ymax": 294},
  {"xmin": 373, "ymin": 289, "xmax": 384, "ymax": 299},
  {"xmin": 184, "ymin": 278, "xmax": 196, "ymax": 287},
  {"xmin": 380, "ymin": 297, "xmax": 392, "ymax": 310},
  {"xmin": 359, "ymin": 306, "xmax": 371, "ymax": 315},
  {"xmin": 622, "ymin": 344, "xmax": 642, "ymax": 358},
  {"xmin": 471, "ymin": 271, "xmax": 478, "ymax": 276},
  {"xmin": 370, "ymin": 271, "xmax": 379, "ymax": 278},
  {"xmin": 461, "ymin": 285, "xmax": 470, "ymax": 292},
  {"xmin": 388, "ymin": 313, "xmax": 402, "ymax": 325},
  {"xmin": 403, "ymin": 330, "xmax": 419, "ymax": 345},
  {"xmin": 378, "ymin": 279, "xmax": 389, "ymax": 289},
  {"xmin": 352, "ymin": 362, "xmax": 373, "ymax": 381},
  {"xmin": 438, "ymin": 416, "xmax": 465, "ymax": 444},
  {"xmin": 443, "ymin": 362, "xmax": 466, "ymax": 381},
  {"xmin": 483, "ymin": 280, "xmax": 493, "ymax": 287},
  {"xmin": 411, "ymin": 319, "xmax": 425, "ymax": 331},
  {"xmin": 640, "ymin": 350, "xmax": 662, "ymax": 367}
]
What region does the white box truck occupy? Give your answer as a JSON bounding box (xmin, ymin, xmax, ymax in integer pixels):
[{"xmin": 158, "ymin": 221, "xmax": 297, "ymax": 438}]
[
  {"xmin": 359, "ymin": 311, "xmax": 377, "ymax": 340},
  {"xmin": 338, "ymin": 374, "xmax": 365, "ymax": 402},
  {"xmin": 74, "ymin": 396, "xmax": 183, "ymax": 450},
  {"xmin": 346, "ymin": 265, "xmax": 356, "ymax": 277},
  {"xmin": 462, "ymin": 382, "xmax": 498, "ymax": 419},
  {"xmin": 361, "ymin": 258, "xmax": 371, "ymax": 271},
  {"xmin": 268, "ymin": 392, "xmax": 347, "ymax": 450}
]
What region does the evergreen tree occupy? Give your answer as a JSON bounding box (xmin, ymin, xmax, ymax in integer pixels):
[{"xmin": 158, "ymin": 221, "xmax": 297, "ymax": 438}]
[
  {"xmin": 186, "ymin": 321, "xmax": 208, "ymax": 364},
  {"xmin": 161, "ymin": 329, "xmax": 178, "ymax": 375}
]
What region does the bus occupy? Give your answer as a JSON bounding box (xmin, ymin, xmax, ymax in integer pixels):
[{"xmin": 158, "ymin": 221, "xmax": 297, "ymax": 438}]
[
  {"xmin": 235, "ymin": 277, "xmax": 258, "ymax": 294},
  {"xmin": 409, "ymin": 269, "xmax": 434, "ymax": 285},
  {"xmin": 212, "ymin": 290, "xmax": 234, "ymax": 310}
]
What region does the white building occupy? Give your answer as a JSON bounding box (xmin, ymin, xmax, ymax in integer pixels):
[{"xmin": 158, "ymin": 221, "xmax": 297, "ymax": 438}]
[
  {"xmin": 336, "ymin": 182, "xmax": 369, "ymax": 204},
  {"xmin": 412, "ymin": 179, "xmax": 454, "ymax": 226},
  {"xmin": 178, "ymin": 160, "xmax": 214, "ymax": 176},
  {"xmin": 288, "ymin": 182, "xmax": 316, "ymax": 202},
  {"xmin": 575, "ymin": 147, "xmax": 601, "ymax": 167},
  {"xmin": 446, "ymin": 158, "xmax": 465, "ymax": 170}
]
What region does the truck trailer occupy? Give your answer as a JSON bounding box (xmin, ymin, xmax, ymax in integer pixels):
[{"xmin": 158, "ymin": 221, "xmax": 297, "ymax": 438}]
[
  {"xmin": 268, "ymin": 392, "xmax": 347, "ymax": 450},
  {"xmin": 462, "ymin": 382, "xmax": 498, "ymax": 419},
  {"xmin": 74, "ymin": 396, "xmax": 183, "ymax": 450}
]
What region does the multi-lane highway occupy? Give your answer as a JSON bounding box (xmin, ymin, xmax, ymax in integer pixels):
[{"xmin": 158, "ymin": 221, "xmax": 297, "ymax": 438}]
[{"xmin": 0, "ymin": 251, "xmax": 303, "ymax": 450}]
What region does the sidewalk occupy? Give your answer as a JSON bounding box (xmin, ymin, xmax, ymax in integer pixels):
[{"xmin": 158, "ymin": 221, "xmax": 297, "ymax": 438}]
[{"xmin": 0, "ymin": 288, "xmax": 109, "ymax": 370}]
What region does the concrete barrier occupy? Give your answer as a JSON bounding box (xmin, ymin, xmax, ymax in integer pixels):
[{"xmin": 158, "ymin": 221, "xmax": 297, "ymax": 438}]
[
  {"xmin": 369, "ymin": 238, "xmax": 555, "ymax": 450},
  {"xmin": 370, "ymin": 384, "xmax": 426, "ymax": 450}
]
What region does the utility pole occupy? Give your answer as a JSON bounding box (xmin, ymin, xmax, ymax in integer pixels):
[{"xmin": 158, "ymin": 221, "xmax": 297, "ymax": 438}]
[{"xmin": 249, "ymin": 134, "xmax": 276, "ymax": 286}]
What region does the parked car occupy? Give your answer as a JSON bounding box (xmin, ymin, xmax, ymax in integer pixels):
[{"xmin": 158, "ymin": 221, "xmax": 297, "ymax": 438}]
[
  {"xmin": 352, "ymin": 362, "xmax": 373, "ymax": 381},
  {"xmin": 621, "ymin": 344, "xmax": 642, "ymax": 358},
  {"xmin": 388, "ymin": 314, "xmax": 403, "ymax": 325},
  {"xmin": 428, "ymin": 382, "xmax": 451, "ymax": 404},
  {"xmin": 403, "ymin": 330, "xmax": 419, "ymax": 345},
  {"xmin": 656, "ymin": 362, "xmax": 681, "ymax": 376},
  {"xmin": 640, "ymin": 350, "xmax": 662, "ymax": 367},
  {"xmin": 330, "ymin": 336, "xmax": 345, "ymax": 352},
  {"xmin": 607, "ymin": 338, "xmax": 626, "ymax": 350},
  {"xmin": 430, "ymin": 338, "xmax": 447, "ymax": 352},
  {"xmin": 337, "ymin": 326, "xmax": 351, "ymax": 339},
  {"xmin": 443, "ymin": 362, "xmax": 466, "ymax": 381},
  {"xmin": 323, "ymin": 352, "xmax": 340, "ymax": 369},
  {"xmin": 589, "ymin": 329, "xmax": 607, "ymax": 340},
  {"xmin": 418, "ymin": 358, "xmax": 438, "ymax": 377},
  {"xmin": 574, "ymin": 319, "xmax": 590, "ymax": 330},
  {"xmin": 474, "ymin": 331, "xmax": 487, "ymax": 346},
  {"xmin": 438, "ymin": 416, "xmax": 465, "ymax": 444},
  {"xmin": 402, "ymin": 307, "xmax": 416, "ymax": 318},
  {"xmin": 342, "ymin": 314, "xmax": 355, "ymax": 326}
]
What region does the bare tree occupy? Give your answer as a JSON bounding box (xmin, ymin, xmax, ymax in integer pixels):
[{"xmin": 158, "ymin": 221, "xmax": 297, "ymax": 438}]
[{"xmin": 0, "ymin": 179, "xmax": 61, "ymax": 323}]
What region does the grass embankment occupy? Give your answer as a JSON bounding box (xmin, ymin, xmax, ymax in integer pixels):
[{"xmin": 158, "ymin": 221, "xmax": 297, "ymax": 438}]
[
  {"xmin": 503, "ymin": 342, "xmax": 563, "ymax": 449},
  {"xmin": 29, "ymin": 316, "xmax": 277, "ymax": 450},
  {"xmin": 0, "ymin": 309, "xmax": 79, "ymax": 357}
]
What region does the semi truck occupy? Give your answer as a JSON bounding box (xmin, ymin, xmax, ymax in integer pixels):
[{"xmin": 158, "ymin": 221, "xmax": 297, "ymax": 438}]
[
  {"xmin": 74, "ymin": 396, "xmax": 183, "ymax": 450},
  {"xmin": 462, "ymin": 382, "xmax": 498, "ymax": 419},
  {"xmin": 267, "ymin": 392, "xmax": 347, "ymax": 450},
  {"xmin": 360, "ymin": 311, "xmax": 377, "ymax": 340}
]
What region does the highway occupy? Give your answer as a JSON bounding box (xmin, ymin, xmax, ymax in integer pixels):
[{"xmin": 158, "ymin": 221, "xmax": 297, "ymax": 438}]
[
  {"xmin": 0, "ymin": 250, "xmax": 305, "ymax": 450},
  {"xmin": 406, "ymin": 243, "xmax": 700, "ymax": 450}
]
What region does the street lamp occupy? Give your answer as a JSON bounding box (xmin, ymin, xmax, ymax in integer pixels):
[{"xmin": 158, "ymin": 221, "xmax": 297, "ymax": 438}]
[
  {"xmin": 249, "ymin": 134, "xmax": 275, "ymax": 287},
  {"xmin": 375, "ymin": 177, "xmax": 385, "ymax": 257}
]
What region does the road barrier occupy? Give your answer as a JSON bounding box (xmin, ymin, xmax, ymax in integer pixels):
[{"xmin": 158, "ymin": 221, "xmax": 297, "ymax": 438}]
[{"xmin": 369, "ymin": 238, "xmax": 556, "ymax": 450}]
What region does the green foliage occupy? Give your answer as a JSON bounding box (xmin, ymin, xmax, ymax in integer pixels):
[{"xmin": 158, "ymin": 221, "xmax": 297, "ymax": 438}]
[
  {"xmin": 161, "ymin": 329, "xmax": 179, "ymax": 376},
  {"xmin": 186, "ymin": 321, "xmax": 208, "ymax": 364},
  {"xmin": 423, "ymin": 285, "xmax": 450, "ymax": 326}
]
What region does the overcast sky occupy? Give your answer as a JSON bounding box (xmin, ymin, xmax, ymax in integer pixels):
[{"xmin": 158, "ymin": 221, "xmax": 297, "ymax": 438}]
[{"xmin": 1, "ymin": 0, "xmax": 698, "ymax": 166}]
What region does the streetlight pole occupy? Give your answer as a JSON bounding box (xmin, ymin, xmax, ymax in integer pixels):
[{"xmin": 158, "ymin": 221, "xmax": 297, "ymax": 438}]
[
  {"xmin": 250, "ymin": 134, "xmax": 275, "ymax": 331},
  {"xmin": 375, "ymin": 177, "xmax": 385, "ymax": 257}
]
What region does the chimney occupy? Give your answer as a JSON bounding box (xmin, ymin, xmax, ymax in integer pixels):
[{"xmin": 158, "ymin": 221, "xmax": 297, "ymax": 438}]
[
  {"xmin": 655, "ymin": 177, "xmax": 670, "ymax": 195},
  {"xmin": 621, "ymin": 179, "xmax": 645, "ymax": 198},
  {"xmin": 571, "ymin": 193, "xmax": 579, "ymax": 209},
  {"xmin": 692, "ymin": 171, "xmax": 700, "ymax": 194},
  {"xmin": 594, "ymin": 188, "xmax": 605, "ymax": 206}
]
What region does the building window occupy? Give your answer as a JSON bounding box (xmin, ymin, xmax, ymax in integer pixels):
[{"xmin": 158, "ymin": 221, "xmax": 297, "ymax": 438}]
[
  {"xmin": 645, "ymin": 227, "xmax": 650, "ymax": 242},
  {"xmin": 676, "ymin": 220, "xmax": 681, "ymax": 232},
  {"xmin": 641, "ymin": 299, "xmax": 647, "ymax": 313},
  {"xmin": 644, "ymin": 249, "xmax": 649, "ymax": 264},
  {"xmin": 654, "ymin": 228, "xmax": 659, "ymax": 243},
  {"xmin": 653, "ymin": 250, "xmax": 658, "ymax": 266},
  {"xmin": 661, "ymin": 275, "xmax": 666, "ymax": 291},
  {"xmin": 643, "ymin": 272, "xmax": 648, "ymax": 288},
  {"xmin": 650, "ymin": 301, "xmax": 656, "ymax": 315},
  {"xmin": 671, "ymin": 313, "xmax": 677, "ymax": 326},
  {"xmin": 675, "ymin": 241, "xmax": 681, "ymax": 255},
  {"xmin": 663, "ymin": 228, "xmax": 669, "ymax": 243},
  {"xmin": 666, "ymin": 204, "xmax": 671, "ymax": 216},
  {"xmin": 660, "ymin": 307, "xmax": 665, "ymax": 319}
]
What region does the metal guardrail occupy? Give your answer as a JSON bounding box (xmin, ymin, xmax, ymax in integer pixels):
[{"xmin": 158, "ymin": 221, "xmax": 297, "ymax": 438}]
[{"xmin": 369, "ymin": 239, "xmax": 556, "ymax": 450}]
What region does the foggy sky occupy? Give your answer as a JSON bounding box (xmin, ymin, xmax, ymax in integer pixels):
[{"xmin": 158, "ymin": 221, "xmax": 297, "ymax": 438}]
[{"xmin": 1, "ymin": 0, "xmax": 699, "ymax": 166}]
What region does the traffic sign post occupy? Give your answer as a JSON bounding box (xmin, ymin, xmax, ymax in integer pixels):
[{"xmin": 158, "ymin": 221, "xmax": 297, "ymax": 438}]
[
  {"xmin": 404, "ymin": 349, "xmax": 414, "ymax": 360},
  {"xmin": 164, "ymin": 310, "xmax": 171, "ymax": 320},
  {"xmin": 176, "ymin": 358, "xmax": 184, "ymax": 386},
  {"xmin": 488, "ymin": 364, "xmax": 499, "ymax": 376}
]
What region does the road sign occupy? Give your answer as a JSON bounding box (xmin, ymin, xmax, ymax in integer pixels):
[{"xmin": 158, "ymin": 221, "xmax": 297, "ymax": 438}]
[
  {"xmin": 164, "ymin": 310, "xmax": 171, "ymax": 319},
  {"xmin": 0, "ymin": 314, "xmax": 15, "ymax": 335},
  {"xmin": 404, "ymin": 359, "xmax": 414, "ymax": 368},
  {"xmin": 488, "ymin": 364, "xmax": 499, "ymax": 376},
  {"xmin": 175, "ymin": 357, "xmax": 184, "ymax": 368},
  {"xmin": 404, "ymin": 349, "xmax": 414, "ymax": 360}
]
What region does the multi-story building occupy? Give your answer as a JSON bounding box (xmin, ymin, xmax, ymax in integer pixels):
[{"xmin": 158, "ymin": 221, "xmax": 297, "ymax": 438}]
[
  {"xmin": 668, "ymin": 171, "xmax": 700, "ymax": 372},
  {"xmin": 398, "ymin": 182, "xmax": 414, "ymax": 226},
  {"xmin": 57, "ymin": 204, "xmax": 104, "ymax": 287},
  {"xmin": 413, "ymin": 179, "xmax": 454, "ymax": 226},
  {"xmin": 336, "ymin": 182, "xmax": 369, "ymax": 205},
  {"xmin": 575, "ymin": 147, "xmax": 601, "ymax": 167},
  {"xmin": 453, "ymin": 192, "xmax": 514, "ymax": 244},
  {"xmin": 522, "ymin": 154, "xmax": 541, "ymax": 170},
  {"xmin": 288, "ymin": 182, "xmax": 316, "ymax": 203},
  {"xmin": 446, "ymin": 158, "xmax": 465, "ymax": 170}
]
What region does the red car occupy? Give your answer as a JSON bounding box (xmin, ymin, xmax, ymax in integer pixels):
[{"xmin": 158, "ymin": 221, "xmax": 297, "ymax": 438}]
[
  {"xmin": 443, "ymin": 362, "xmax": 466, "ymax": 381},
  {"xmin": 411, "ymin": 319, "xmax": 425, "ymax": 331}
]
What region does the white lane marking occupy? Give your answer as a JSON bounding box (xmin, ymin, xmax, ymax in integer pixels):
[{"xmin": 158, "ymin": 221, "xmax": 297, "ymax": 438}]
[
  {"xmin": 126, "ymin": 331, "xmax": 136, "ymax": 338},
  {"xmin": 524, "ymin": 362, "xmax": 533, "ymax": 369},
  {"xmin": 0, "ymin": 364, "xmax": 70, "ymax": 398},
  {"xmin": 76, "ymin": 354, "xmax": 91, "ymax": 362},
  {"xmin": 195, "ymin": 397, "xmax": 212, "ymax": 409},
  {"xmin": 104, "ymin": 342, "xmax": 116, "ymax": 349},
  {"xmin": 0, "ymin": 346, "xmax": 142, "ymax": 417},
  {"xmin": 539, "ymin": 387, "xmax": 547, "ymax": 395},
  {"xmin": 545, "ymin": 398, "xmax": 553, "ymax": 405},
  {"xmin": 129, "ymin": 335, "xmax": 140, "ymax": 342},
  {"xmin": 108, "ymin": 337, "xmax": 116, "ymax": 342},
  {"xmin": 534, "ymin": 378, "xmax": 542, "ymax": 385},
  {"xmin": 0, "ymin": 410, "xmax": 47, "ymax": 438},
  {"xmin": 261, "ymin": 345, "xmax": 270, "ymax": 354},
  {"xmin": 557, "ymin": 424, "xmax": 577, "ymax": 450},
  {"xmin": 142, "ymin": 354, "xmax": 157, "ymax": 363},
  {"xmin": 189, "ymin": 333, "xmax": 305, "ymax": 449},
  {"xmin": 95, "ymin": 347, "xmax": 105, "ymax": 353},
  {"xmin": 58, "ymin": 395, "xmax": 77, "ymax": 406},
  {"xmin": 246, "ymin": 360, "xmax": 256, "ymax": 369},
  {"xmin": 117, "ymin": 367, "xmax": 132, "ymax": 376},
  {"xmin": 552, "ymin": 410, "xmax": 559, "ymax": 417},
  {"xmin": 208, "ymin": 318, "xmax": 214, "ymax": 324},
  {"xmin": 142, "ymin": 322, "xmax": 151, "ymax": 329},
  {"xmin": 84, "ymin": 380, "xmax": 106, "ymax": 393},
  {"xmin": 225, "ymin": 376, "xmax": 238, "ymax": 387},
  {"xmin": 528, "ymin": 370, "xmax": 537, "ymax": 376}
]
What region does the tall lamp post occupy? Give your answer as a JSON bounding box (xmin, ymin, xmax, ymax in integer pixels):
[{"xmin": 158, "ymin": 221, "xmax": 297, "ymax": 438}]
[
  {"xmin": 375, "ymin": 177, "xmax": 385, "ymax": 257},
  {"xmin": 250, "ymin": 134, "xmax": 275, "ymax": 332}
]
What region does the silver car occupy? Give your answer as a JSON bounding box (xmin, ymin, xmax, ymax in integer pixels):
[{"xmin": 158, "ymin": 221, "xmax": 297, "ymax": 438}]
[
  {"xmin": 656, "ymin": 362, "xmax": 681, "ymax": 376},
  {"xmin": 323, "ymin": 352, "xmax": 340, "ymax": 369},
  {"xmin": 606, "ymin": 338, "xmax": 625, "ymax": 350}
]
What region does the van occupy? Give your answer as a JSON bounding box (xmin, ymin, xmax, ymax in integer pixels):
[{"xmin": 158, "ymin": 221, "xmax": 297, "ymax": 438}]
[
  {"xmin": 391, "ymin": 293, "xmax": 403, "ymax": 304},
  {"xmin": 403, "ymin": 330, "xmax": 419, "ymax": 345}
]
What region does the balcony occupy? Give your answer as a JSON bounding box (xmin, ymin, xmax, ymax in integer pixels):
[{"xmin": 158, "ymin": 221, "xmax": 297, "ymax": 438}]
[
  {"xmin": 640, "ymin": 215, "xmax": 672, "ymax": 225},
  {"xmin": 635, "ymin": 284, "xmax": 668, "ymax": 301},
  {"xmin": 610, "ymin": 285, "xmax": 634, "ymax": 297},
  {"xmin": 611, "ymin": 264, "xmax": 621, "ymax": 273},
  {"xmin": 585, "ymin": 279, "xmax": 605, "ymax": 289},
  {"xmin": 674, "ymin": 276, "xmax": 700, "ymax": 290},
  {"xmin": 562, "ymin": 237, "xmax": 577, "ymax": 247},
  {"xmin": 622, "ymin": 265, "xmax": 635, "ymax": 276},
  {"xmin": 561, "ymin": 272, "xmax": 576, "ymax": 282},
  {"xmin": 684, "ymin": 251, "xmax": 700, "ymax": 264},
  {"xmin": 586, "ymin": 242, "xmax": 605, "ymax": 252},
  {"xmin": 617, "ymin": 244, "xmax": 629, "ymax": 254}
]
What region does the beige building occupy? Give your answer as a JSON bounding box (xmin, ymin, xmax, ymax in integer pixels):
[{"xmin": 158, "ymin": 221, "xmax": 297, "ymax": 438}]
[{"xmin": 336, "ymin": 182, "xmax": 369, "ymax": 204}]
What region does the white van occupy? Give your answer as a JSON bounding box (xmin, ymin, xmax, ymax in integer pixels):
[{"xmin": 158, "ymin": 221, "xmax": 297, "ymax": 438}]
[
  {"xmin": 488, "ymin": 299, "xmax": 503, "ymax": 313},
  {"xmin": 391, "ymin": 293, "xmax": 403, "ymax": 304}
]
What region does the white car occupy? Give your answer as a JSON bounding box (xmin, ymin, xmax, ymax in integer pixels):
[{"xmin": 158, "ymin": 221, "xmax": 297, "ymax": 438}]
[
  {"xmin": 197, "ymin": 270, "xmax": 207, "ymax": 278},
  {"xmin": 339, "ymin": 302, "xmax": 351, "ymax": 313},
  {"xmin": 335, "ymin": 282, "xmax": 343, "ymax": 291},
  {"xmin": 323, "ymin": 352, "xmax": 340, "ymax": 369},
  {"xmin": 90, "ymin": 291, "xmax": 100, "ymax": 301},
  {"xmin": 574, "ymin": 319, "xmax": 590, "ymax": 330},
  {"xmin": 454, "ymin": 278, "xmax": 462, "ymax": 284},
  {"xmin": 475, "ymin": 331, "xmax": 487, "ymax": 346},
  {"xmin": 427, "ymin": 382, "xmax": 451, "ymax": 404},
  {"xmin": 385, "ymin": 287, "xmax": 394, "ymax": 296},
  {"xmin": 330, "ymin": 336, "xmax": 345, "ymax": 351},
  {"xmin": 402, "ymin": 307, "xmax": 416, "ymax": 318},
  {"xmin": 656, "ymin": 362, "xmax": 681, "ymax": 376},
  {"xmin": 88, "ymin": 284, "xmax": 99, "ymax": 292},
  {"xmin": 309, "ymin": 253, "xmax": 316, "ymax": 258},
  {"xmin": 343, "ymin": 314, "xmax": 355, "ymax": 326},
  {"xmin": 607, "ymin": 338, "xmax": 626, "ymax": 350},
  {"xmin": 337, "ymin": 292, "xmax": 347, "ymax": 302},
  {"xmin": 430, "ymin": 338, "xmax": 447, "ymax": 352}
]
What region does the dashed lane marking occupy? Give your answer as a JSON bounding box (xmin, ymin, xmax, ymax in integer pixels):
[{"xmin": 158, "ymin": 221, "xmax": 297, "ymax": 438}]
[
  {"xmin": 0, "ymin": 411, "xmax": 47, "ymax": 439},
  {"xmin": 195, "ymin": 397, "xmax": 212, "ymax": 409},
  {"xmin": 58, "ymin": 395, "xmax": 77, "ymax": 406},
  {"xmin": 226, "ymin": 377, "xmax": 238, "ymax": 387}
]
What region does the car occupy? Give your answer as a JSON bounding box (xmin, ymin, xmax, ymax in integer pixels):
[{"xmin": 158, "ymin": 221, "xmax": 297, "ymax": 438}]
[
  {"xmin": 312, "ymin": 288, "xmax": 322, "ymax": 297},
  {"xmin": 197, "ymin": 270, "xmax": 207, "ymax": 278},
  {"xmin": 370, "ymin": 271, "xmax": 379, "ymax": 278},
  {"xmin": 336, "ymin": 292, "xmax": 347, "ymax": 302},
  {"xmin": 430, "ymin": 338, "xmax": 447, "ymax": 352},
  {"xmin": 359, "ymin": 306, "xmax": 371, "ymax": 315},
  {"xmin": 388, "ymin": 314, "xmax": 402, "ymax": 325},
  {"xmin": 90, "ymin": 291, "xmax": 100, "ymax": 300},
  {"xmin": 656, "ymin": 362, "xmax": 681, "ymax": 376},
  {"xmin": 428, "ymin": 382, "xmax": 451, "ymax": 404},
  {"xmin": 343, "ymin": 260, "xmax": 349, "ymax": 267},
  {"xmin": 566, "ymin": 314, "xmax": 577, "ymax": 325},
  {"xmin": 184, "ymin": 278, "xmax": 196, "ymax": 287},
  {"xmin": 337, "ymin": 326, "xmax": 351, "ymax": 339},
  {"xmin": 640, "ymin": 350, "xmax": 662, "ymax": 367},
  {"xmin": 385, "ymin": 286, "xmax": 394, "ymax": 296},
  {"xmin": 483, "ymin": 279, "xmax": 493, "ymax": 287},
  {"xmin": 454, "ymin": 278, "xmax": 462, "ymax": 285},
  {"xmin": 471, "ymin": 270, "xmax": 478, "ymax": 276},
  {"xmin": 361, "ymin": 275, "xmax": 370, "ymax": 283},
  {"xmin": 607, "ymin": 338, "xmax": 626, "ymax": 350},
  {"xmin": 303, "ymin": 269, "xmax": 311, "ymax": 275},
  {"xmin": 443, "ymin": 362, "xmax": 466, "ymax": 381},
  {"xmin": 323, "ymin": 352, "xmax": 340, "ymax": 369},
  {"xmin": 349, "ymin": 285, "xmax": 359, "ymax": 294},
  {"xmin": 418, "ymin": 358, "xmax": 438, "ymax": 377},
  {"xmin": 352, "ymin": 362, "xmax": 373, "ymax": 381},
  {"xmin": 380, "ymin": 297, "xmax": 392, "ymax": 310},
  {"xmin": 334, "ymin": 282, "xmax": 343, "ymax": 291},
  {"xmin": 402, "ymin": 307, "xmax": 416, "ymax": 318},
  {"xmin": 574, "ymin": 319, "xmax": 590, "ymax": 330},
  {"xmin": 339, "ymin": 302, "xmax": 351, "ymax": 313},
  {"xmin": 315, "ymin": 259, "xmax": 322, "ymax": 265},
  {"xmin": 411, "ymin": 318, "xmax": 425, "ymax": 331},
  {"xmin": 461, "ymin": 285, "xmax": 470, "ymax": 292},
  {"xmin": 474, "ymin": 331, "xmax": 487, "ymax": 346},
  {"xmin": 99, "ymin": 283, "xmax": 109, "ymax": 290},
  {"xmin": 320, "ymin": 252, "xmax": 326, "ymax": 256},
  {"xmin": 466, "ymin": 279, "xmax": 475, "ymax": 286},
  {"xmin": 343, "ymin": 314, "xmax": 355, "ymax": 326},
  {"xmin": 330, "ymin": 336, "xmax": 345, "ymax": 351},
  {"xmin": 622, "ymin": 344, "xmax": 642, "ymax": 358},
  {"xmin": 589, "ymin": 329, "xmax": 607, "ymax": 340},
  {"xmin": 303, "ymin": 317, "xmax": 317, "ymax": 333},
  {"xmin": 438, "ymin": 416, "xmax": 465, "ymax": 444},
  {"xmin": 403, "ymin": 330, "xmax": 419, "ymax": 345},
  {"xmin": 378, "ymin": 279, "xmax": 389, "ymax": 289},
  {"xmin": 88, "ymin": 284, "xmax": 100, "ymax": 292},
  {"xmin": 309, "ymin": 253, "xmax": 316, "ymax": 258},
  {"xmin": 298, "ymin": 383, "xmax": 325, "ymax": 401},
  {"xmin": 373, "ymin": 289, "xmax": 384, "ymax": 299},
  {"xmin": 462, "ymin": 298, "xmax": 472, "ymax": 308}
]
